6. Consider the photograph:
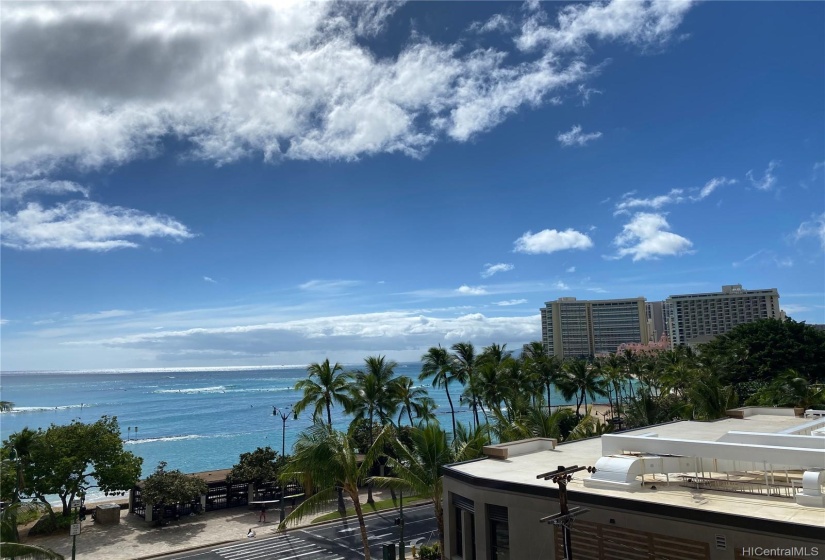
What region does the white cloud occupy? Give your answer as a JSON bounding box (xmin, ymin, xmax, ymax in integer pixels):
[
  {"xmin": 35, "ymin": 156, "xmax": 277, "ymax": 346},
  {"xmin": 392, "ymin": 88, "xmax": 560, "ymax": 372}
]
[
  {"xmin": 57, "ymin": 310, "xmax": 541, "ymax": 364},
  {"xmin": 493, "ymin": 299, "xmax": 527, "ymax": 306},
  {"xmin": 481, "ymin": 263, "xmax": 514, "ymax": 278},
  {"xmin": 0, "ymin": 201, "xmax": 193, "ymax": 251},
  {"xmin": 566, "ymin": 266, "xmax": 576, "ymax": 273},
  {"xmin": 73, "ymin": 309, "xmax": 134, "ymax": 322},
  {"xmin": 614, "ymin": 176, "xmax": 736, "ymax": 215},
  {"xmin": 514, "ymin": 228, "xmax": 593, "ymax": 254},
  {"xmin": 469, "ymin": 14, "xmax": 514, "ymax": 34},
  {"xmin": 0, "ymin": 318, "xmax": 9, "ymax": 326},
  {"xmin": 732, "ymin": 250, "xmax": 793, "ymax": 269},
  {"xmin": 557, "ymin": 124, "xmax": 602, "ymax": 147},
  {"xmin": 456, "ymin": 285, "xmax": 488, "ymax": 296},
  {"xmin": 204, "ymin": 276, "xmax": 217, "ymax": 284},
  {"xmin": 577, "ymin": 84, "xmax": 602, "ymax": 105},
  {"xmin": 3, "ymin": 179, "xmax": 90, "ymax": 200},
  {"xmin": 614, "ymin": 188, "xmax": 684, "ymax": 214},
  {"xmin": 692, "ymin": 177, "xmax": 736, "ymax": 200},
  {"xmin": 612, "ymin": 212, "xmax": 693, "ymax": 261},
  {"xmin": 794, "ymin": 212, "xmax": 825, "ymax": 251},
  {"xmin": 0, "ymin": 1, "xmax": 694, "ymax": 176},
  {"xmin": 299, "ymin": 279, "xmax": 362, "ymax": 292},
  {"xmin": 746, "ymin": 160, "xmax": 780, "ymax": 191},
  {"xmin": 553, "ymin": 281, "xmax": 570, "ymax": 290},
  {"xmin": 516, "ymin": 0, "xmax": 694, "ymax": 52}
]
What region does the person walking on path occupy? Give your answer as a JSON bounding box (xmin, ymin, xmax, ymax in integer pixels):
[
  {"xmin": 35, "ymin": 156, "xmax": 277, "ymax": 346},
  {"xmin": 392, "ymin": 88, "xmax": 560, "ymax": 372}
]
[{"xmin": 258, "ymin": 504, "xmax": 267, "ymax": 523}]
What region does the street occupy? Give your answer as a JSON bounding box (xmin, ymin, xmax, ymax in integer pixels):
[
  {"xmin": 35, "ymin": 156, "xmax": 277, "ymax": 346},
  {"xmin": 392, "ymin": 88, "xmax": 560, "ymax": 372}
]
[{"xmin": 161, "ymin": 503, "xmax": 438, "ymax": 560}]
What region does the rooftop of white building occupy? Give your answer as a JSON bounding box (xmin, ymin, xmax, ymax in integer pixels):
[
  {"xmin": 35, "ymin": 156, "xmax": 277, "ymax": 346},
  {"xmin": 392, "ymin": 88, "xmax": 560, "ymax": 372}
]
[{"xmin": 444, "ymin": 408, "xmax": 825, "ymax": 529}]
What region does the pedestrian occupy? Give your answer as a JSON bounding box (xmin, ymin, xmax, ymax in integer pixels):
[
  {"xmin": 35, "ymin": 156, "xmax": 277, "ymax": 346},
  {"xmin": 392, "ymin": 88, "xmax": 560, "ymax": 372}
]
[{"xmin": 258, "ymin": 503, "xmax": 267, "ymax": 522}]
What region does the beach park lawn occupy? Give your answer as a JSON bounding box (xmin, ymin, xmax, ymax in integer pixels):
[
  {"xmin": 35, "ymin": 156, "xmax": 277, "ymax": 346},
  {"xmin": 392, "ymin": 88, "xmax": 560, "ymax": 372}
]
[{"xmin": 312, "ymin": 495, "xmax": 428, "ymax": 523}]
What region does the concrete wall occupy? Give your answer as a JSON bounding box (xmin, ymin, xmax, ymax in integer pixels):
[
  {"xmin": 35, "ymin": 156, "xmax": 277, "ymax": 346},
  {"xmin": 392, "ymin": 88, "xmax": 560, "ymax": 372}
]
[{"xmin": 443, "ymin": 475, "xmax": 824, "ymax": 560}]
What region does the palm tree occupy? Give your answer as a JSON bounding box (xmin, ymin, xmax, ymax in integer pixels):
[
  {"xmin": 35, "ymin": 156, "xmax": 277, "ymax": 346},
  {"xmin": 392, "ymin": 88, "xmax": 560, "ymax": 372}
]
[
  {"xmin": 451, "ymin": 342, "xmax": 480, "ymax": 428},
  {"xmin": 420, "ymin": 346, "xmax": 458, "ymax": 436},
  {"xmin": 393, "ymin": 376, "xmax": 436, "ymax": 426},
  {"xmin": 522, "ymin": 342, "xmax": 562, "ymax": 414},
  {"xmin": 350, "ymin": 356, "xmax": 400, "ymax": 504},
  {"xmin": 278, "ymin": 423, "xmax": 387, "ymax": 560},
  {"xmin": 293, "ymin": 359, "xmax": 352, "ymax": 429},
  {"xmin": 370, "ymin": 423, "xmax": 483, "ymax": 560},
  {"xmin": 559, "ymin": 358, "xmax": 606, "ymax": 419},
  {"xmin": 689, "ymin": 374, "xmax": 738, "ymax": 421}
]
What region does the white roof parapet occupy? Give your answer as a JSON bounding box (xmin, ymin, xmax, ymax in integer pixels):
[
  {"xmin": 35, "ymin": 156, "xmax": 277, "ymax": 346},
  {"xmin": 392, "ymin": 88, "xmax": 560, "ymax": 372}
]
[
  {"xmin": 718, "ymin": 431, "xmax": 825, "ymax": 450},
  {"xmin": 600, "ymin": 433, "xmax": 825, "ymax": 469}
]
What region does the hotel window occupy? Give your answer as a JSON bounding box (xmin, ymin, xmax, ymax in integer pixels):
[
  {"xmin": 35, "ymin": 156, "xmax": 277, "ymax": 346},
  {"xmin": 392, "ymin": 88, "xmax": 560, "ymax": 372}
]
[{"xmin": 488, "ymin": 505, "xmax": 509, "ymax": 560}]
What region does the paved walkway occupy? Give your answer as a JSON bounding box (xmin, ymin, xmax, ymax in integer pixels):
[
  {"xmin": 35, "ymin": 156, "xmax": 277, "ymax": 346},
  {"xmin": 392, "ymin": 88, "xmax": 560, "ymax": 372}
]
[{"xmin": 21, "ymin": 489, "xmax": 414, "ymax": 559}]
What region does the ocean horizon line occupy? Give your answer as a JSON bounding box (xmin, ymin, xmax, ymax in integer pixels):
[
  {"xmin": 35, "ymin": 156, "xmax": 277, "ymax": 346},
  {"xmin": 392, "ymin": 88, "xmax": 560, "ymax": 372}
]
[{"xmin": 1, "ymin": 362, "xmax": 422, "ymax": 376}]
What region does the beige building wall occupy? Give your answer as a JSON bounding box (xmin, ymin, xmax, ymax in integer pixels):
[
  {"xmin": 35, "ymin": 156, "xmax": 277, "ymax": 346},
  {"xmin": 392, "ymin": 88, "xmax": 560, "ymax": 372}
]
[
  {"xmin": 666, "ymin": 284, "xmax": 780, "ymax": 348},
  {"xmin": 443, "ymin": 475, "xmax": 824, "ymax": 560},
  {"xmin": 540, "ymin": 297, "xmax": 648, "ymax": 358}
]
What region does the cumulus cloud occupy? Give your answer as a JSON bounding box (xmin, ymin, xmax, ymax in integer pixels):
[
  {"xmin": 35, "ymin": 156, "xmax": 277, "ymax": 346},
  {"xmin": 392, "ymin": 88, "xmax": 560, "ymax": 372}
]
[
  {"xmin": 1, "ymin": 1, "xmax": 694, "ymax": 176},
  {"xmin": 557, "ymin": 124, "xmax": 602, "ymax": 147},
  {"xmin": 514, "ymin": 228, "xmax": 593, "ymax": 254},
  {"xmin": 0, "ymin": 201, "xmax": 194, "ymax": 251},
  {"xmin": 553, "ymin": 281, "xmax": 570, "ymax": 290},
  {"xmin": 566, "ymin": 266, "xmax": 576, "ymax": 273},
  {"xmin": 481, "ymin": 263, "xmax": 514, "ymax": 278},
  {"xmin": 612, "ymin": 212, "xmax": 693, "ymax": 261},
  {"xmin": 62, "ymin": 310, "xmax": 541, "ymax": 362},
  {"xmin": 794, "ymin": 212, "xmax": 825, "ymax": 251},
  {"xmin": 746, "ymin": 160, "xmax": 780, "ymax": 191}
]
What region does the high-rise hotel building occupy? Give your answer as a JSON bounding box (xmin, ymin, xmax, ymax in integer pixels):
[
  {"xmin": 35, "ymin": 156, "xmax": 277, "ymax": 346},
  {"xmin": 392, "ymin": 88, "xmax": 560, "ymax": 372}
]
[
  {"xmin": 665, "ymin": 284, "xmax": 780, "ymax": 347},
  {"xmin": 541, "ymin": 297, "xmax": 648, "ymax": 358}
]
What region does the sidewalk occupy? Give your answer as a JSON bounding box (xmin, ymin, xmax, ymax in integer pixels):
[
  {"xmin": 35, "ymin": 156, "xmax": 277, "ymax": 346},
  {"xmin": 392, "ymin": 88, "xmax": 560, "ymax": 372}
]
[{"xmin": 20, "ymin": 489, "xmax": 414, "ymax": 559}]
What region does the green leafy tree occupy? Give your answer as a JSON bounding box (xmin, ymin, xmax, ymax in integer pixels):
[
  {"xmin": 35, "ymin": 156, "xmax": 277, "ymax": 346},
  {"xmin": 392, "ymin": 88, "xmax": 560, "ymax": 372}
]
[
  {"xmin": 227, "ymin": 446, "xmax": 285, "ymax": 486},
  {"xmin": 293, "ymin": 359, "xmax": 352, "ymax": 429},
  {"xmin": 745, "ymin": 369, "xmax": 825, "ymax": 409},
  {"xmin": 23, "ymin": 417, "xmax": 142, "ymax": 521},
  {"xmin": 278, "ymin": 423, "xmax": 387, "ymax": 560},
  {"xmin": 688, "ymin": 375, "xmax": 738, "ymax": 421},
  {"xmin": 451, "ymin": 342, "xmax": 480, "ymax": 428},
  {"xmin": 141, "ymin": 462, "xmax": 208, "ymax": 526},
  {"xmin": 700, "ymin": 318, "xmax": 825, "ymax": 387}
]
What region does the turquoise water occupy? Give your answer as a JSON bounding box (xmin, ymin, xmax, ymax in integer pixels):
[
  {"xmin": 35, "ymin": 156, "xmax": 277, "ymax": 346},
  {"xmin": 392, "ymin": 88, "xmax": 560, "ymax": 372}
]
[{"xmin": 0, "ymin": 363, "xmax": 576, "ymax": 490}]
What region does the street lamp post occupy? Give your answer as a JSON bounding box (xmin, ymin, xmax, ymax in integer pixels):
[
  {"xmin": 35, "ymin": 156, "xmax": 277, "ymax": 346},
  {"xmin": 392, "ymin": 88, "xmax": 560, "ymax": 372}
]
[{"xmin": 272, "ymin": 406, "xmax": 294, "ymax": 523}]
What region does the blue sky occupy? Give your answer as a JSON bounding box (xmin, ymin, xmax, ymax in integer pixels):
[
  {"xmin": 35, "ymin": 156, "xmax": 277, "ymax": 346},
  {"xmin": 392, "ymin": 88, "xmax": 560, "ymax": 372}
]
[{"xmin": 1, "ymin": 0, "xmax": 823, "ymax": 371}]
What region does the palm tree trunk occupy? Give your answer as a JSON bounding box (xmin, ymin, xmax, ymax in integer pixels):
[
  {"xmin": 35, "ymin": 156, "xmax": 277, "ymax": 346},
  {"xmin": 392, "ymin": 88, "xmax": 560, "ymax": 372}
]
[
  {"xmin": 546, "ymin": 383, "xmax": 553, "ymax": 414},
  {"xmin": 367, "ymin": 411, "xmax": 375, "ymax": 504},
  {"xmin": 326, "ymin": 401, "xmax": 333, "ymax": 430},
  {"xmin": 435, "ymin": 502, "xmax": 446, "ymax": 560},
  {"xmin": 444, "ymin": 384, "xmax": 457, "ymax": 436},
  {"xmin": 350, "ymin": 491, "xmax": 372, "ymax": 560}
]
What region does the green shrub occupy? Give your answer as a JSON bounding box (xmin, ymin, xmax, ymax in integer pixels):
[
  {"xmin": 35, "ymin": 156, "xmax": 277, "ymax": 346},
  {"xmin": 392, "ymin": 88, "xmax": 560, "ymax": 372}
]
[{"xmin": 418, "ymin": 543, "xmax": 440, "ymax": 560}]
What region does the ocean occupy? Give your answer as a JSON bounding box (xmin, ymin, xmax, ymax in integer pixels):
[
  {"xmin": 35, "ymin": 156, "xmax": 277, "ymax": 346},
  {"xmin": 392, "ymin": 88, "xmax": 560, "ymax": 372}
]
[{"xmin": 0, "ymin": 363, "xmax": 576, "ymax": 500}]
